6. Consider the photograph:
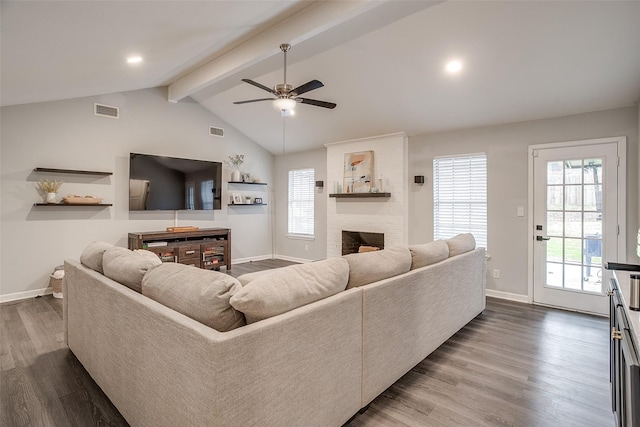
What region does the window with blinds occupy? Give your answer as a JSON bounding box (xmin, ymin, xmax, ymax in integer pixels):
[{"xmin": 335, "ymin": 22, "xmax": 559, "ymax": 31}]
[
  {"xmin": 288, "ymin": 168, "xmax": 315, "ymax": 237},
  {"xmin": 433, "ymin": 154, "xmax": 487, "ymax": 248}
]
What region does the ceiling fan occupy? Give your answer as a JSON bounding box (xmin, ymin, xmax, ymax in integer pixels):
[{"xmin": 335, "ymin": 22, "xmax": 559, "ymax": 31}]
[{"xmin": 233, "ymin": 43, "xmax": 337, "ymax": 115}]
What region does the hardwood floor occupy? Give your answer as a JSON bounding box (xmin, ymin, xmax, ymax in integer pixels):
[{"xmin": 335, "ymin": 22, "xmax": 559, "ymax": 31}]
[{"xmin": 1, "ymin": 260, "xmax": 613, "ymax": 426}]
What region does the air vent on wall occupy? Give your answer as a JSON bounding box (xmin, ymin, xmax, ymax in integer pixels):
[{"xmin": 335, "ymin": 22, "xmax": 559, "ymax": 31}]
[
  {"xmin": 209, "ymin": 126, "xmax": 224, "ymax": 137},
  {"xmin": 94, "ymin": 103, "xmax": 119, "ymax": 119}
]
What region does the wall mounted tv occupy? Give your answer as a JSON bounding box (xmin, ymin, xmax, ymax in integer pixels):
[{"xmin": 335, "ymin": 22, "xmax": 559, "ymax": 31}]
[{"xmin": 129, "ymin": 153, "xmax": 222, "ymax": 211}]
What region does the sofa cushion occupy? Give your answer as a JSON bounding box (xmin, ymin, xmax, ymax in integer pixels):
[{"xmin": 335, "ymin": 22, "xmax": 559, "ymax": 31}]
[
  {"xmin": 142, "ymin": 263, "xmax": 246, "ymax": 332},
  {"xmin": 80, "ymin": 241, "xmax": 113, "ymax": 274},
  {"xmin": 343, "ymin": 247, "xmax": 411, "ymax": 289},
  {"xmin": 102, "ymin": 247, "xmax": 161, "ymax": 293},
  {"xmin": 446, "ymin": 233, "xmax": 477, "ymax": 257},
  {"xmin": 229, "ymin": 257, "xmax": 349, "ymax": 324},
  {"xmin": 236, "ymin": 269, "xmax": 279, "ymax": 286},
  {"xmin": 408, "ymin": 240, "xmax": 449, "ymax": 270}
]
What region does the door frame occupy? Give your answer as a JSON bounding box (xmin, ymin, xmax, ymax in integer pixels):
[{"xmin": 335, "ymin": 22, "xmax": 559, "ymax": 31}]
[{"xmin": 527, "ymin": 136, "xmax": 627, "ymax": 307}]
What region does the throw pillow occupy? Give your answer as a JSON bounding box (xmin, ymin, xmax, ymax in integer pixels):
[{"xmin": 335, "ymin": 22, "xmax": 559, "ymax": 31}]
[
  {"xmin": 102, "ymin": 247, "xmax": 161, "ymax": 293},
  {"xmin": 408, "ymin": 240, "xmax": 449, "ymax": 270},
  {"xmin": 142, "ymin": 263, "xmax": 245, "ymax": 332},
  {"xmin": 80, "ymin": 241, "xmax": 113, "ymax": 274},
  {"xmin": 229, "ymin": 257, "xmax": 349, "ymax": 324},
  {"xmin": 343, "ymin": 246, "xmax": 411, "ymax": 289},
  {"xmin": 446, "ymin": 233, "xmax": 477, "ymax": 257}
]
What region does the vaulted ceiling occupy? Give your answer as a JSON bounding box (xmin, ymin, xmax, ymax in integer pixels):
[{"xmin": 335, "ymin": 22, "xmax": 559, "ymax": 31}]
[{"xmin": 3, "ymin": 1, "xmax": 640, "ymax": 154}]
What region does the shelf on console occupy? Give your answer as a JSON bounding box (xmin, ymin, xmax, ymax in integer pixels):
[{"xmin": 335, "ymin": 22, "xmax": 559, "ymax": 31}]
[
  {"xmin": 228, "ymin": 203, "xmax": 267, "ymax": 206},
  {"xmin": 329, "ymin": 193, "xmax": 391, "ymax": 198},
  {"xmin": 34, "ymin": 167, "xmax": 113, "ymax": 176}
]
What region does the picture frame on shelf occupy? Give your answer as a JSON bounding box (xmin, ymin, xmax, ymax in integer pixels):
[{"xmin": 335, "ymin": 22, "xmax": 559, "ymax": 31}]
[
  {"xmin": 254, "ymin": 197, "xmax": 263, "ymax": 204},
  {"xmin": 232, "ymin": 193, "xmax": 242, "ymax": 204}
]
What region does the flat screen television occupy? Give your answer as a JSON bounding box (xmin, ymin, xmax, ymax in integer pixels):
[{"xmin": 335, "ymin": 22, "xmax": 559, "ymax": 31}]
[{"xmin": 129, "ymin": 153, "xmax": 222, "ymax": 211}]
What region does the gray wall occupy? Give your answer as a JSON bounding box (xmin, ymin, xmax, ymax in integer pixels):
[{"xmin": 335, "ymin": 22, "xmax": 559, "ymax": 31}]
[
  {"xmin": 274, "ymin": 148, "xmax": 327, "ymax": 261},
  {"xmin": 1, "ymin": 87, "xmax": 274, "ymax": 299},
  {"xmin": 409, "ymin": 106, "xmax": 639, "ymax": 297},
  {"xmin": 272, "ymin": 106, "xmax": 639, "ymax": 299}
]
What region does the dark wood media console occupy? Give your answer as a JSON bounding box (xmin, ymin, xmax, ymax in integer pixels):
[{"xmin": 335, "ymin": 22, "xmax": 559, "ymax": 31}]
[{"xmin": 128, "ymin": 228, "xmax": 231, "ymax": 271}]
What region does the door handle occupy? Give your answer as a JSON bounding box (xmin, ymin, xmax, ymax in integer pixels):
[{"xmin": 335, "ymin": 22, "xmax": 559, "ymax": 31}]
[{"xmin": 536, "ymin": 236, "xmax": 551, "ymax": 241}]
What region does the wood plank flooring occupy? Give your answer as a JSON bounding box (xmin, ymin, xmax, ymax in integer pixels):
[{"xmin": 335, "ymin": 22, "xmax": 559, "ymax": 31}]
[{"xmin": 1, "ymin": 259, "xmax": 613, "ymax": 426}]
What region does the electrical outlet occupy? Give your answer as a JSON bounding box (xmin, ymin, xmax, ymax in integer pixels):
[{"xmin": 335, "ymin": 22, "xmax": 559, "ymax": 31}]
[
  {"xmin": 305, "ymin": 244, "xmax": 309, "ymax": 251},
  {"xmin": 493, "ymin": 269, "xmax": 500, "ymax": 279}
]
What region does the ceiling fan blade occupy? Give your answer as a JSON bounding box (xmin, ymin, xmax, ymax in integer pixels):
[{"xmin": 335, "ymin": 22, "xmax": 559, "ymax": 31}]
[
  {"xmin": 297, "ymin": 98, "xmax": 337, "ymax": 109},
  {"xmin": 233, "ymin": 98, "xmax": 274, "ymax": 105},
  {"xmin": 241, "ymin": 79, "xmax": 276, "ymax": 95},
  {"xmin": 292, "ymin": 80, "xmax": 324, "ymax": 96}
]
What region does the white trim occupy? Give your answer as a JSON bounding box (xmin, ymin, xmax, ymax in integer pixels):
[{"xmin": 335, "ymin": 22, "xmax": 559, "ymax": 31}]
[
  {"xmin": 1, "ymin": 287, "xmax": 53, "ymax": 303},
  {"xmin": 486, "ymin": 289, "xmax": 529, "ymax": 303},
  {"xmin": 527, "ymin": 135, "xmax": 627, "ymax": 306},
  {"xmin": 272, "ymin": 254, "xmax": 313, "ymax": 263},
  {"xmin": 286, "ymin": 234, "xmax": 315, "ymax": 241},
  {"xmin": 532, "ymin": 302, "xmax": 608, "ymax": 318},
  {"xmin": 323, "ymin": 131, "xmax": 407, "ymax": 147},
  {"xmin": 232, "ymin": 254, "xmax": 275, "ymax": 264},
  {"xmin": 433, "ymin": 151, "xmax": 486, "ymax": 160}
]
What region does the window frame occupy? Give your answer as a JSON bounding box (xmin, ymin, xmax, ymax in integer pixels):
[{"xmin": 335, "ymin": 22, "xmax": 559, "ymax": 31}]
[
  {"xmin": 287, "ymin": 167, "xmax": 315, "ymax": 239},
  {"xmin": 433, "ymin": 153, "xmax": 487, "ymax": 248}
]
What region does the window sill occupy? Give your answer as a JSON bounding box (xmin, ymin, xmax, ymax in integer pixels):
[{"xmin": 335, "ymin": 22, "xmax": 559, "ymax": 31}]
[{"xmin": 287, "ymin": 234, "xmax": 315, "ymax": 241}]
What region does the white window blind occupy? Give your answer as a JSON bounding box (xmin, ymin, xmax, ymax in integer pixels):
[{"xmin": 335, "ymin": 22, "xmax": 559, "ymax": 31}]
[
  {"xmin": 433, "ymin": 154, "xmax": 487, "ymax": 248},
  {"xmin": 288, "ymin": 168, "xmax": 315, "ymax": 237}
]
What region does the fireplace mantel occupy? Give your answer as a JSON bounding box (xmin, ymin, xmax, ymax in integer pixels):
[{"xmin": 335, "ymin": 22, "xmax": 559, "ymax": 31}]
[{"xmin": 329, "ymin": 193, "xmax": 391, "ymax": 198}]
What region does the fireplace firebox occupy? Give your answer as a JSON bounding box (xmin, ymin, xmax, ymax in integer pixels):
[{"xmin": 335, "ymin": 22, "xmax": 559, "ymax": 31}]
[{"xmin": 342, "ymin": 231, "xmax": 384, "ymax": 255}]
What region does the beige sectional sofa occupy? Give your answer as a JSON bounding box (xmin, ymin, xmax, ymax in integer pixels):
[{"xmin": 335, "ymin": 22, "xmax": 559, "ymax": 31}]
[{"xmin": 64, "ymin": 234, "xmax": 486, "ymax": 427}]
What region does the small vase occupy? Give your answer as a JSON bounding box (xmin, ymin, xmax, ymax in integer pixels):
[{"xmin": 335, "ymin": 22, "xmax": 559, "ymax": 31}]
[
  {"xmin": 231, "ymin": 169, "xmax": 241, "ymax": 182},
  {"xmin": 46, "ymin": 192, "xmax": 57, "ymax": 204}
]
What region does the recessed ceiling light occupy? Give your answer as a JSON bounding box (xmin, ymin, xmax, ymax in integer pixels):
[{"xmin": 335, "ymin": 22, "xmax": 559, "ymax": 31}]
[
  {"xmin": 446, "ymin": 60, "xmax": 462, "ymax": 73},
  {"xmin": 127, "ymin": 56, "xmax": 143, "ymax": 64}
]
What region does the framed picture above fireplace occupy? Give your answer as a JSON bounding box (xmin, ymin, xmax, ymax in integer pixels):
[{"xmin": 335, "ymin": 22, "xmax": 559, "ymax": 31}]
[{"xmin": 344, "ymin": 151, "xmax": 374, "ymax": 193}]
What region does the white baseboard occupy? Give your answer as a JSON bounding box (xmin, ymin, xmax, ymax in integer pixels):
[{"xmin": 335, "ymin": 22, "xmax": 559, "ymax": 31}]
[
  {"xmin": 1, "ymin": 287, "xmax": 53, "ymax": 303},
  {"xmin": 272, "ymin": 254, "xmax": 312, "ymax": 263},
  {"xmin": 232, "ymin": 254, "xmax": 275, "ymax": 264},
  {"xmin": 486, "ymin": 289, "xmax": 530, "ymax": 303}
]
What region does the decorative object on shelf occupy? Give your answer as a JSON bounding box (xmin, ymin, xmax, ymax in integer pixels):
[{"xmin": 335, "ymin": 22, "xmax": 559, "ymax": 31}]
[
  {"xmin": 37, "ymin": 178, "xmax": 63, "ymax": 203},
  {"xmin": 225, "ymin": 154, "xmax": 244, "ymax": 182},
  {"xmin": 344, "ymin": 151, "xmax": 374, "ymax": 194},
  {"xmin": 232, "ymin": 193, "xmax": 243, "ymax": 205},
  {"xmin": 62, "ymin": 195, "xmax": 103, "ymax": 205},
  {"xmin": 242, "ymin": 173, "xmax": 251, "ymax": 183},
  {"xmin": 255, "ymin": 197, "xmax": 263, "ymax": 204},
  {"xmin": 245, "ymin": 196, "xmax": 252, "ymax": 204}
]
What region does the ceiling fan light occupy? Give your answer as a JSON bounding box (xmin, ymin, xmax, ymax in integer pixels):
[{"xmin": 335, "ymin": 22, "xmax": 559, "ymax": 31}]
[{"xmin": 273, "ymin": 98, "xmax": 296, "ymax": 112}]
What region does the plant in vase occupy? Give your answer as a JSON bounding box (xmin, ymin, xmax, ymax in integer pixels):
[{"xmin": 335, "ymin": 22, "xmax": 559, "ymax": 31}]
[
  {"xmin": 225, "ymin": 154, "xmax": 244, "ymax": 182},
  {"xmin": 37, "ymin": 179, "xmax": 63, "ymax": 203}
]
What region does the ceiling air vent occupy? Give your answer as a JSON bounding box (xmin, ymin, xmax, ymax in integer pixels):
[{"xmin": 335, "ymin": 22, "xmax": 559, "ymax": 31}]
[
  {"xmin": 94, "ymin": 103, "xmax": 119, "ymax": 119},
  {"xmin": 209, "ymin": 126, "xmax": 224, "ymax": 137}
]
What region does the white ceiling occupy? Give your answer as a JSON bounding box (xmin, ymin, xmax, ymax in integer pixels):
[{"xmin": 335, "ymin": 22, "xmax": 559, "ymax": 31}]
[{"xmin": 3, "ymin": 1, "xmax": 640, "ymax": 155}]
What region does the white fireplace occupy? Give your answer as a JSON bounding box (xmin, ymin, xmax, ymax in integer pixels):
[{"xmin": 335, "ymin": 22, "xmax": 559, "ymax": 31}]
[{"xmin": 325, "ymin": 132, "xmax": 408, "ymax": 258}]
